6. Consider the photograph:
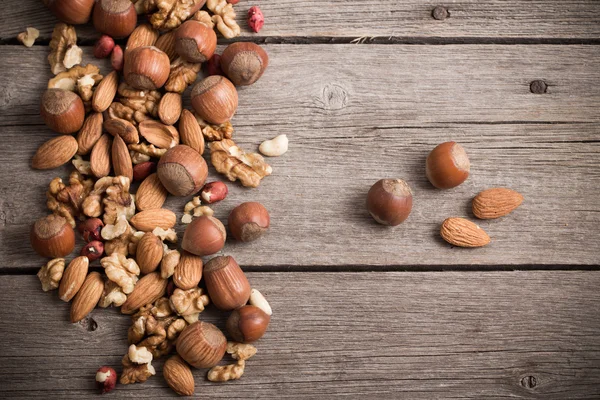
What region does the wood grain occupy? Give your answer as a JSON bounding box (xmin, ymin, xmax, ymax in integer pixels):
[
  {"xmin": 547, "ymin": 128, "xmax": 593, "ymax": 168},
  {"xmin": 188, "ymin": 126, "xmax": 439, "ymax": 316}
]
[
  {"xmin": 1, "ymin": 1, "xmax": 600, "ymax": 41},
  {"xmin": 0, "ymin": 272, "xmax": 599, "ymax": 399},
  {"xmin": 0, "ymin": 45, "xmax": 598, "ymax": 268}
]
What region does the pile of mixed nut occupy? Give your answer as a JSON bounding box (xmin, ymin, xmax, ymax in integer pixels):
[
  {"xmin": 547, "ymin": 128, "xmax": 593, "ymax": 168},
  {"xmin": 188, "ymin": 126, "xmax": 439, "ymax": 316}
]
[{"xmin": 26, "ymin": 0, "xmax": 283, "ymax": 396}]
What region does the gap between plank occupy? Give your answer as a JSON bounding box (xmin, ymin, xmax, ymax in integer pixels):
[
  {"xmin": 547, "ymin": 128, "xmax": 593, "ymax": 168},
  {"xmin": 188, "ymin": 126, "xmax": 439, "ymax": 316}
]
[
  {"xmin": 2, "ymin": 36, "xmax": 600, "ymax": 46},
  {"xmin": 2, "ymin": 264, "xmax": 599, "ymax": 275}
]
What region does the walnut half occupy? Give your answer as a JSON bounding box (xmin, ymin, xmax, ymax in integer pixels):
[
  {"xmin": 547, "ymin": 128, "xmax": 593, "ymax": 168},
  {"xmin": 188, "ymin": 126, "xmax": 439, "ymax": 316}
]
[{"xmin": 210, "ymin": 139, "xmax": 272, "ymax": 188}]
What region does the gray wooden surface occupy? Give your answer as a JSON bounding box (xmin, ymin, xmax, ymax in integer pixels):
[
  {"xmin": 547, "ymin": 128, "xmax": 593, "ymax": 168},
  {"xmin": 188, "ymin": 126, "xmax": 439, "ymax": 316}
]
[{"xmin": 0, "ymin": 0, "xmax": 599, "ymax": 398}]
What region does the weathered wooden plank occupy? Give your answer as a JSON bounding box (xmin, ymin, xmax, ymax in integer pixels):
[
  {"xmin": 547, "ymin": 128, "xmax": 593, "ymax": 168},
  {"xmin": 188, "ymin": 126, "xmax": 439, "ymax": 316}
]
[
  {"xmin": 0, "ymin": 272, "xmax": 599, "ymax": 398},
  {"xmin": 0, "ymin": 45, "xmax": 599, "ymax": 268},
  {"xmin": 1, "ymin": 0, "xmax": 600, "ymax": 41}
]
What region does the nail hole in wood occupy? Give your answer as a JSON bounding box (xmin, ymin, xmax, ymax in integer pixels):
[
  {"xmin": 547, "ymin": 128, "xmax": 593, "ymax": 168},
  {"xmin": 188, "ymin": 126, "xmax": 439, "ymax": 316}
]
[
  {"xmin": 432, "ymin": 6, "xmax": 449, "ymax": 20},
  {"xmin": 78, "ymin": 316, "xmax": 98, "ymax": 331},
  {"xmin": 520, "ymin": 375, "xmax": 537, "ymax": 389},
  {"xmin": 530, "ymin": 80, "xmax": 548, "ymax": 94}
]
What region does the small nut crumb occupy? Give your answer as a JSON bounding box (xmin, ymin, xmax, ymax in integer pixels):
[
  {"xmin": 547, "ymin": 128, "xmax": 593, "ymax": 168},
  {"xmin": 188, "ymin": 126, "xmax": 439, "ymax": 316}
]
[
  {"xmin": 182, "ymin": 197, "xmax": 214, "ymax": 223},
  {"xmin": 152, "ymin": 227, "xmax": 177, "ymax": 242},
  {"xmin": 72, "ymin": 155, "xmax": 93, "ymax": 175},
  {"xmin": 227, "ymin": 342, "xmax": 257, "ymax": 361},
  {"xmin": 17, "ymin": 27, "xmax": 40, "ymax": 48},
  {"xmin": 259, "ymin": 134, "xmax": 288, "ymax": 157},
  {"xmin": 37, "ymin": 258, "xmax": 65, "ymax": 291},
  {"xmin": 249, "ymin": 288, "xmax": 272, "ymax": 315}
]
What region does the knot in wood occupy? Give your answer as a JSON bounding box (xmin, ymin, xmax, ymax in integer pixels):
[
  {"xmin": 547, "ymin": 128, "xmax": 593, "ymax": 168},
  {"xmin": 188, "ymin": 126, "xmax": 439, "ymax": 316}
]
[
  {"xmin": 432, "ymin": 6, "xmax": 449, "ymax": 20},
  {"xmin": 530, "ymin": 80, "xmax": 548, "ymax": 94},
  {"xmin": 78, "ymin": 316, "xmax": 98, "ymax": 331},
  {"xmin": 321, "ymin": 84, "xmax": 348, "ymax": 111},
  {"xmin": 520, "ymin": 375, "xmax": 537, "ymax": 389}
]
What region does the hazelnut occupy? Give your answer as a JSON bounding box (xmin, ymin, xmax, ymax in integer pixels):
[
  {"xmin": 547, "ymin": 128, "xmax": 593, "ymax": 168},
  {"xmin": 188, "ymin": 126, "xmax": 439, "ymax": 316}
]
[
  {"xmin": 123, "ymin": 46, "xmax": 170, "ymax": 90},
  {"xmin": 43, "ymin": 0, "xmax": 95, "ymax": 25},
  {"xmin": 157, "ymin": 145, "xmax": 208, "ymax": 196},
  {"xmin": 226, "ymin": 305, "xmax": 270, "ymax": 343},
  {"xmin": 79, "ymin": 218, "xmax": 104, "ymax": 242},
  {"xmin": 30, "ymin": 214, "xmax": 75, "ymax": 258},
  {"xmin": 182, "ymin": 216, "xmax": 226, "ymax": 256},
  {"xmin": 228, "ymin": 202, "xmax": 270, "ymax": 242},
  {"xmin": 200, "ymin": 181, "xmax": 228, "ymax": 204},
  {"xmin": 220, "ymin": 42, "xmax": 269, "ymax": 86},
  {"xmin": 426, "ymin": 141, "xmax": 470, "ymax": 189},
  {"xmin": 40, "ymin": 89, "xmax": 85, "ymax": 134},
  {"xmin": 81, "ymin": 240, "xmax": 104, "ymax": 261},
  {"xmin": 203, "ymin": 255, "xmax": 251, "ymax": 311},
  {"xmin": 366, "ymin": 179, "xmax": 413, "ymax": 226},
  {"xmin": 95, "ymin": 366, "xmax": 117, "ymax": 394},
  {"xmin": 175, "ymin": 20, "xmax": 217, "ymax": 63},
  {"xmin": 92, "ymin": 0, "xmax": 137, "ymax": 38},
  {"xmin": 191, "ymin": 76, "xmax": 238, "ymax": 125},
  {"xmin": 176, "ymin": 321, "xmax": 227, "ymax": 369}
]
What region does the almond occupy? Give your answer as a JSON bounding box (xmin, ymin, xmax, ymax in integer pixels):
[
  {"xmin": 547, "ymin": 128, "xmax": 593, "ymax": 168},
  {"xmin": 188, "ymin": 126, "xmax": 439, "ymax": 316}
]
[
  {"xmin": 179, "ymin": 109, "xmax": 205, "ymax": 154},
  {"xmin": 92, "ymin": 71, "xmax": 119, "ymax": 113},
  {"xmin": 163, "ymin": 355, "xmax": 195, "ymax": 396},
  {"xmin": 138, "ymin": 120, "xmax": 178, "ymax": 149},
  {"xmin": 440, "ymin": 217, "xmax": 490, "ymax": 248},
  {"xmin": 120, "ymin": 272, "xmax": 167, "ymax": 314},
  {"xmin": 136, "ymin": 173, "xmax": 168, "ymax": 211},
  {"xmin": 59, "ymin": 256, "xmax": 90, "ymax": 302},
  {"xmin": 136, "ymin": 232, "xmax": 164, "ymax": 274},
  {"xmin": 130, "ymin": 209, "xmax": 177, "ymax": 231},
  {"xmin": 126, "ymin": 23, "xmax": 159, "ymax": 51},
  {"xmin": 70, "ymin": 271, "xmax": 104, "ymax": 323},
  {"xmin": 90, "ymin": 134, "xmax": 112, "ymax": 178},
  {"xmin": 158, "ymin": 92, "xmax": 183, "ymax": 125},
  {"xmin": 112, "ymin": 134, "xmax": 133, "ymax": 181},
  {"xmin": 173, "ymin": 251, "xmax": 203, "ymax": 290},
  {"xmin": 155, "ymin": 31, "xmax": 177, "ymax": 62},
  {"xmin": 104, "ymin": 118, "xmax": 139, "ymax": 144},
  {"xmin": 32, "ymin": 135, "xmax": 78, "ymax": 170},
  {"xmin": 472, "ymin": 188, "xmax": 524, "ymax": 219},
  {"xmin": 76, "ymin": 112, "xmax": 103, "ymax": 155}
]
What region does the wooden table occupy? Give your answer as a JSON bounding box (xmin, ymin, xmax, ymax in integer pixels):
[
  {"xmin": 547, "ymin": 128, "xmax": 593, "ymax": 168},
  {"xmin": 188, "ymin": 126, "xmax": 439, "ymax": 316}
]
[{"xmin": 1, "ymin": 1, "xmax": 599, "ymax": 398}]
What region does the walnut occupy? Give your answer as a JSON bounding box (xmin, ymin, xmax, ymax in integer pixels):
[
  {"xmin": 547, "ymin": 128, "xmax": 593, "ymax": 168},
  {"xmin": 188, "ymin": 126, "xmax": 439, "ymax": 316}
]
[
  {"xmin": 48, "ymin": 23, "xmax": 81, "ymax": 75},
  {"xmin": 227, "ymin": 342, "xmax": 257, "ymax": 361},
  {"xmin": 72, "ymin": 155, "xmax": 92, "ymax": 175},
  {"xmin": 120, "ymin": 345, "xmax": 155, "ymax": 385},
  {"xmin": 152, "ymin": 227, "xmax": 177, "ymax": 243},
  {"xmin": 48, "ymin": 64, "xmax": 102, "ymax": 102},
  {"xmin": 17, "ymin": 27, "xmax": 40, "ymax": 48},
  {"xmin": 101, "ymin": 214, "xmax": 129, "ymax": 241},
  {"xmin": 182, "ymin": 197, "xmax": 213, "ymax": 224},
  {"xmin": 195, "ymin": 114, "xmax": 234, "ymax": 141},
  {"xmin": 169, "ymin": 287, "xmax": 210, "ymax": 323},
  {"xmin": 37, "ymin": 258, "xmax": 65, "ymax": 292},
  {"xmin": 101, "ymin": 253, "xmax": 140, "ymax": 294},
  {"xmin": 128, "ymin": 143, "xmax": 167, "ymax": 158},
  {"xmin": 108, "ymin": 83, "xmax": 161, "ymax": 125},
  {"xmin": 128, "ymin": 231, "xmax": 146, "ymax": 255},
  {"xmin": 128, "ymin": 298, "xmax": 187, "ymax": 358},
  {"xmin": 161, "ymin": 249, "xmax": 180, "ymax": 279},
  {"xmin": 130, "ymin": 150, "xmax": 151, "ymax": 165},
  {"xmin": 47, "ymin": 171, "xmax": 94, "ymax": 227},
  {"xmin": 99, "ymin": 280, "xmax": 127, "ymax": 308},
  {"xmin": 207, "ymin": 0, "xmax": 240, "ymax": 39},
  {"xmin": 210, "ymin": 139, "xmax": 272, "ymax": 188},
  {"xmin": 139, "ymin": 0, "xmax": 206, "ymax": 31},
  {"xmin": 192, "ymin": 10, "xmax": 214, "ymax": 28},
  {"xmin": 164, "ymin": 57, "xmax": 201, "ymax": 93},
  {"xmin": 207, "ymin": 361, "xmax": 245, "ymax": 382}
]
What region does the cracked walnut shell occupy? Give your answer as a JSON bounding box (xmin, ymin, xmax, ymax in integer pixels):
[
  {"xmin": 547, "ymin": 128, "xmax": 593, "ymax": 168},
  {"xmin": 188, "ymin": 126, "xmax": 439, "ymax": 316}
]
[{"xmin": 210, "ymin": 139, "xmax": 272, "ymax": 188}]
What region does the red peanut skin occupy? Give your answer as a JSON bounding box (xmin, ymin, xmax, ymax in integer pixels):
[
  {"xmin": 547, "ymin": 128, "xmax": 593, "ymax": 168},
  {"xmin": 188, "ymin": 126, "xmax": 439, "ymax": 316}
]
[
  {"xmin": 93, "ymin": 35, "xmax": 115, "ymax": 59},
  {"xmin": 111, "ymin": 45, "xmax": 124, "ymax": 71},
  {"xmin": 247, "ymin": 6, "xmax": 264, "ymax": 33}
]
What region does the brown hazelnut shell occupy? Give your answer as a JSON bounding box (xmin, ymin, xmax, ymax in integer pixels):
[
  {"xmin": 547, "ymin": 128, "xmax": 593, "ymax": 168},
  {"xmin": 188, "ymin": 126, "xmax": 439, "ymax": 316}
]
[
  {"xmin": 220, "ymin": 42, "xmax": 269, "ymax": 86},
  {"xmin": 191, "ymin": 76, "xmax": 238, "ymax": 125},
  {"xmin": 30, "ymin": 214, "xmax": 75, "ymax": 258},
  {"xmin": 40, "ymin": 89, "xmax": 85, "ymax": 134},
  {"xmin": 175, "ymin": 20, "xmax": 217, "ymax": 63},
  {"xmin": 366, "ymin": 179, "xmax": 413, "ymax": 226},
  {"xmin": 426, "ymin": 142, "xmax": 470, "ymax": 189},
  {"xmin": 226, "ymin": 305, "xmax": 271, "ymax": 343},
  {"xmin": 157, "ymin": 145, "xmax": 208, "ymax": 196},
  {"xmin": 228, "ymin": 202, "xmax": 270, "ymax": 242},
  {"xmin": 176, "ymin": 321, "xmax": 227, "ymax": 369},
  {"xmin": 44, "ymin": 0, "xmax": 95, "ymax": 24},
  {"xmin": 181, "ymin": 216, "xmax": 226, "ymax": 257},
  {"xmin": 203, "ymin": 256, "xmax": 251, "ymax": 311},
  {"xmin": 93, "ymin": 0, "xmax": 137, "ymax": 38},
  {"xmin": 123, "ymin": 46, "xmax": 170, "ymax": 90}
]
